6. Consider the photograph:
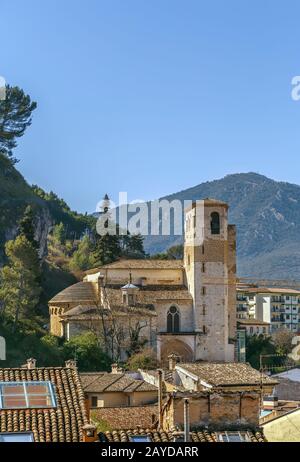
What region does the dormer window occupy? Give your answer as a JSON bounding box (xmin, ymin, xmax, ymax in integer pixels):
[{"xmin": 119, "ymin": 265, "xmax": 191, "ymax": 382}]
[{"xmin": 211, "ymin": 212, "xmax": 220, "ymax": 235}]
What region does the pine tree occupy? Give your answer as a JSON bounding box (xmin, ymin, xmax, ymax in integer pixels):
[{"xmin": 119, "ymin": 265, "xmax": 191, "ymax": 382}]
[
  {"xmin": 69, "ymin": 235, "xmax": 93, "ymax": 271},
  {"xmin": 52, "ymin": 222, "xmax": 66, "ymax": 245},
  {"xmin": 19, "ymin": 205, "xmax": 39, "ymax": 249},
  {"xmin": 0, "ymin": 85, "xmax": 37, "ymax": 163},
  {"xmin": 92, "ymin": 233, "xmax": 122, "ymax": 266},
  {"xmin": 0, "ymin": 235, "xmax": 41, "ymax": 327}
]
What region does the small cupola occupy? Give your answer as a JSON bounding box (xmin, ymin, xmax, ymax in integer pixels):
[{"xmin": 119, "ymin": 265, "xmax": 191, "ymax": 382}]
[{"xmin": 121, "ymin": 272, "xmax": 139, "ymax": 306}]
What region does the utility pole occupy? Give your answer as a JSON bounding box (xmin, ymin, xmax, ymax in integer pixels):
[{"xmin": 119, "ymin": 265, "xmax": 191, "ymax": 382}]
[
  {"xmin": 158, "ymin": 369, "xmax": 163, "ymax": 429},
  {"xmin": 184, "ymin": 398, "xmax": 190, "ymax": 443}
]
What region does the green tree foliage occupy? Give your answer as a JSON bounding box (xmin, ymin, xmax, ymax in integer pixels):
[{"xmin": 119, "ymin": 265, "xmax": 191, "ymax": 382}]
[
  {"xmin": 166, "ymin": 244, "xmax": 183, "ymax": 259},
  {"xmin": 92, "ymin": 233, "xmax": 122, "ymax": 266},
  {"xmin": 120, "ymin": 233, "xmax": 145, "ymax": 259},
  {"xmin": 0, "ymin": 85, "xmax": 37, "ymax": 162},
  {"xmin": 69, "ymin": 235, "xmax": 93, "ymax": 271},
  {"xmin": 125, "ymin": 347, "xmax": 158, "ymax": 371},
  {"xmin": 0, "ymin": 235, "xmax": 41, "ymax": 327},
  {"xmin": 151, "ymin": 244, "xmax": 183, "ymax": 260},
  {"xmin": 245, "ymin": 335, "xmax": 276, "ymax": 369},
  {"xmin": 62, "ymin": 332, "xmax": 111, "ymax": 371},
  {"xmin": 52, "ymin": 222, "xmax": 66, "ymax": 245},
  {"xmin": 19, "ymin": 205, "xmax": 39, "ymax": 249}
]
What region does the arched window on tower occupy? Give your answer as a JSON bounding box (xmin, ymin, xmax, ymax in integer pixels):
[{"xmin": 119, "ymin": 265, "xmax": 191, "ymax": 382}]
[
  {"xmin": 211, "ymin": 212, "xmax": 220, "ymax": 235},
  {"xmin": 167, "ymin": 306, "xmax": 180, "ymax": 333}
]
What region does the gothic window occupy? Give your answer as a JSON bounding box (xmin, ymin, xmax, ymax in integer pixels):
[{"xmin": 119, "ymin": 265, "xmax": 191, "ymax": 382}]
[
  {"xmin": 211, "ymin": 212, "xmax": 220, "ymax": 235},
  {"xmin": 167, "ymin": 306, "xmax": 180, "ymax": 333}
]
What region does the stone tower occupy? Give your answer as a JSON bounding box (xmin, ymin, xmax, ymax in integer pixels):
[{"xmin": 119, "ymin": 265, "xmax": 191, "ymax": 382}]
[{"xmin": 184, "ymin": 199, "xmax": 236, "ymax": 362}]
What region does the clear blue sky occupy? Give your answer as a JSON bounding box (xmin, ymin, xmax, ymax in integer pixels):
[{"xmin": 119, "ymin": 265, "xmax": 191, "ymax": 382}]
[{"xmin": 1, "ymin": 0, "xmax": 300, "ymax": 213}]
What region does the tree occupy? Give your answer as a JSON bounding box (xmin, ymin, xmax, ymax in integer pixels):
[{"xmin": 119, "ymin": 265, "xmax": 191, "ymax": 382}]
[
  {"xmin": 166, "ymin": 244, "xmax": 183, "ymax": 260},
  {"xmin": 151, "ymin": 244, "xmax": 183, "ymax": 260},
  {"xmin": 19, "ymin": 205, "xmax": 39, "ymax": 249},
  {"xmin": 0, "ymin": 235, "xmax": 41, "ymax": 328},
  {"xmin": 92, "ymin": 233, "xmax": 122, "ymax": 266},
  {"xmin": 52, "ymin": 222, "xmax": 66, "ymax": 245},
  {"xmin": 69, "ymin": 235, "xmax": 93, "ymax": 271},
  {"xmin": 62, "ymin": 332, "xmax": 111, "ymax": 371},
  {"xmin": 245, "ymin": 335, "xmax": 276, "ymax": 369},
  {"xmin": 120, "ymin": 233, "xmax": 145, "ymax": 259},
  {"xmin": 0, "ymin": 85, "xmax": 37, "ymax": 162},
  {"xmin": 272, "ymin": 329, "xmax": 295, "ymax": 356},
  {"xmin": 125, "ymin": 348, "xmax": 158, "ymax": 371}
]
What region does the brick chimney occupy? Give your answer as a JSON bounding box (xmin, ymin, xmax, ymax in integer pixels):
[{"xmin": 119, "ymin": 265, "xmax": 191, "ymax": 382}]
[
  {"xmin": 65, "ymin": 359, "xmax": 77, "ymax": 370},
  {"xmin": 82, "ymin": 423, "xmax": 97, "ymax": 442},
  {"xmin": 26, "ymin": 358, "xmax": 36, "ymax": 370},
  {"xmin": 111, "ymin": 363, "xmax": 123, "ymax": 374}
]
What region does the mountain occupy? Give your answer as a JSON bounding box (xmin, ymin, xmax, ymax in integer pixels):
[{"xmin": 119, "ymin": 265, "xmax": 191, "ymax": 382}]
[
  {"xmin": 0, "ymin": 154, "xmax": 94, "ymax": 264},
  {"xmin": 142, "ymin": 172, "xmax": 300, "ymax": 280}
]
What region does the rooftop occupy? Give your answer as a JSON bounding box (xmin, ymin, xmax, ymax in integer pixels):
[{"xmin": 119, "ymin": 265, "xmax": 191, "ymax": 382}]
[
  {"xmin": 0, "ymin": 364, "xmax": 89, "ymax": 442},
  {"xmin": 49, "ymin": 281, "xmax": 97, "ymax": 304},
  {"xmin": 246, "ymin": 287, "xmax": 300, "ymax": 295},
  {"xmin": 237, "ymin": 318, "xmax": 270, "ymax": 326},
  {"xmin": 177, "ymin": 362, "xmax": 278, "ymax": 387},
  {"xmin": 80, "ymin": 372, "xmax": 158, "ymax": 393},
  {"xmin": 98, "ymin": 428, "xmax": 266, "ymax": 443},
  {"xmin": 85, "ymin": 259, "xmax": 184, "ymax": 273}
]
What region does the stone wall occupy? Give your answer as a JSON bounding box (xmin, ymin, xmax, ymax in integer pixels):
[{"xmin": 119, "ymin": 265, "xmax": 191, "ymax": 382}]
[{"xmin": 163, "ymin": 393, "xmax": 260, "ymax": 431}]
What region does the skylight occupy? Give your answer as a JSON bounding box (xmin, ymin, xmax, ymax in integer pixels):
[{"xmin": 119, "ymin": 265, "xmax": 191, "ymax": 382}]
[
  {"xmin": 129, "ymin": 435, "xmax": 152, "ymax": 443},
  {"xmin": 0, "ymin": 381, "xmax": 56, "ymax": 409},
  {"xmin": 0, "ymin": 432, "xmax": 34, "ymax": 443},
  {"xmin": 217, "ymin": 432, "xmax": 251, "ymax": 442}
]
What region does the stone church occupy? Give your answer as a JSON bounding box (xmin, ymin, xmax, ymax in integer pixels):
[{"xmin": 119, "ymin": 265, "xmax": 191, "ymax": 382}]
[{"xmin": 49, "ymin": 199, "xmax": 237, "ymax": 363}]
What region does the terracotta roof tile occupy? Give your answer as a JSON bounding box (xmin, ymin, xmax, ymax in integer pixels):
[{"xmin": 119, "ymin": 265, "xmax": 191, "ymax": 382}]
[
  {"xmin": 177, "ymin": 362, "xmax": 278, "ymax": 387},
  {"xmin": 85, "ymin": 259, "xmax": 184, "ymax": 272},
  {"xmin": 0, "ymin": 367, "xmax": 89, "ymax": 442},
  {"xmin": 49, "ymin": 282, "xmax": 97, "ymax": 304},
  {"xmin": 80, "ymin": 373, "xmax": 158, "ymax": 393},
  {"xmin": 98, "ymin": 428, "xmax": 266, "ymax": 442}
]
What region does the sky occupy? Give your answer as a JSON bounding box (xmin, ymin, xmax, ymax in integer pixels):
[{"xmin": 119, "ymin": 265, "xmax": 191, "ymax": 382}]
[{"xmin": 1, "ymin": 0, "xmax": 300, "ymax": 213}]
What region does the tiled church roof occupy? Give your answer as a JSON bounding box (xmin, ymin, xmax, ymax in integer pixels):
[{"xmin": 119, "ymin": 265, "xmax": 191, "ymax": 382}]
[
  {"xmin": 49, "ymin": 282, "xmax": 97, "ymax": 304},
  {"xmin": 0, "ymin": 366, "xmax": 89, "ymax": 442},
  {"xmin": 85, "ymin": 259, "xmax": 184, "ymax": 273}
]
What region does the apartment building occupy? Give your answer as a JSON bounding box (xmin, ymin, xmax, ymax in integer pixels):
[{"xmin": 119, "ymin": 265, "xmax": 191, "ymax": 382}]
[
  {"xmin": 236, "ymin": 287, "xmax": 300, "ymax": 334},
  {"xmin": 236, "ymin": 288, "xmax": 256, "ymax": 320}
]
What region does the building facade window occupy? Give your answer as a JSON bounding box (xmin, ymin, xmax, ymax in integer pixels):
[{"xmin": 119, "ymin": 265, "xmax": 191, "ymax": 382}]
[
  {"xmin": 167, "ymin": 306, "xmax": 180, "ymax": 333},
  {"xmin": 91, "ymin": 396, "xmax": 98, "ymax": 408},
  {"xmin": 211, "ymin": 212, "xmax": 220, "ymax": 235}
]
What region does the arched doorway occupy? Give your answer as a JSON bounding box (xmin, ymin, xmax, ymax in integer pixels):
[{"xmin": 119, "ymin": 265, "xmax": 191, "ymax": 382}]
[{"xmin": 160, "ymin": 338, "xmax": 194, "ymax": 364}]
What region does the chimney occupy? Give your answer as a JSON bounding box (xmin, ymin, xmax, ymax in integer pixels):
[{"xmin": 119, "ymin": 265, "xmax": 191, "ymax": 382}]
[
  {"xmin": 26, "ymin": 358, "xmax": 36, "ymax": 370},
  {"xmin": 97, "ymin": 275, "xmax": 105, "ymax": 294},
  {"xmin": 111, "ymin": 363, "xmax": 123, "ymax": 374},
  {"xmin": 65, "ymin": 359, "xmax": 77, "ymax": 370},
  {"xmin": 82, "ymin": 423, "xmax": 97, "ymax": 443},
  {"xmin": 168, "ymin": 353, "xmax": 179, "ymax": 371}
]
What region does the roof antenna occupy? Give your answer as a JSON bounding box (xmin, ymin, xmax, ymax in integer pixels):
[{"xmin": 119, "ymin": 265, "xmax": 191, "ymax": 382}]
[{"xmin": 129, "ymin": 271, "xmax": 132, "ymax": 285}]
